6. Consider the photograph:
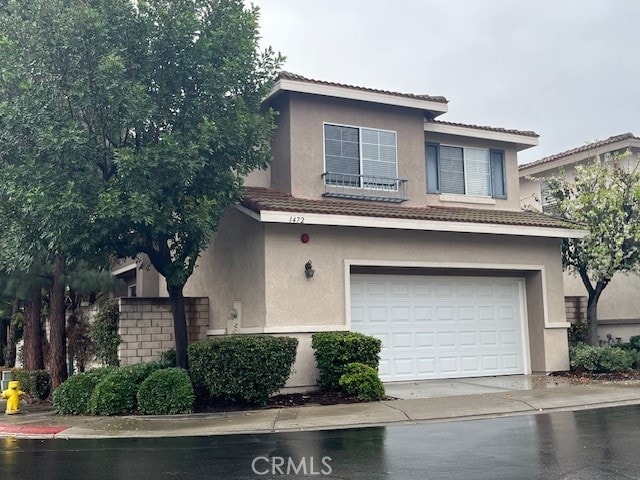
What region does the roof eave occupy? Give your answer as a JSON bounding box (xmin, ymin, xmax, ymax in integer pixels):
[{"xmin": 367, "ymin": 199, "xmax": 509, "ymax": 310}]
[
  {"xmin": 425, "ymin": 121, "xmax": 539, "ymax": 151},
  {"xmin": 264, "ymin": 78, "xmax": 449, "ymax": 116},
  {"xmin": 235, "ymin": 205, "xmax": 585, "ymax": 239},
  {"xmin": 519, "ymin": 136, "xmax": 640, "ymax": 175}
]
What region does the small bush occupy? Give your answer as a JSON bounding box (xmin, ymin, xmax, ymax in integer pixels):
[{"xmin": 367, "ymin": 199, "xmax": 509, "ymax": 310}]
[
  {"xmin": 630, "ymin": 335, "xmax": 640, "ymax": 351},
  {"xmin": 137, "ymin": 368, "xmax": 194, "ymax": 415},
  {"xmin": 312, "ymin": 332, "xmax": 382, "ymax": 391},
  {"xmin": 90, "ymin": 302, "xmax": 120, "ymax": 367},
  {"xmin": 188, "ymin": 335, "xmax": 298, "ymax": 406},
  {"xmin": 53, "ymin": 367, "xmax": 116, "ymax": 415},
  {"xmin": 338, "ymin": 362, "xmax": 385, "ymax": 402},
  {"xmin": 87, "ymin": 368, "xmax": 138, "ymax": 415},
  {"xmin": 11, "ymin": 369, "xmax": 51, "ymax": 399},
  {"xmin": 599, "ymin": 347, "xmax": 634, "ymax": 372},
  {"xmin": 570, "ymin": 344, "xmax": 634, "ymax": 373},
  {"xmin": 124, "ymin": 362, "xmax": 165, "ymax": 384}
]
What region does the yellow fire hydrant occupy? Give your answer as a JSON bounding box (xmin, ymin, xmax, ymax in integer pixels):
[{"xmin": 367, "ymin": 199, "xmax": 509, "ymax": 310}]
[{"xmin": 1, "ymin": 381, "xmax": 24, "ymax": 414}]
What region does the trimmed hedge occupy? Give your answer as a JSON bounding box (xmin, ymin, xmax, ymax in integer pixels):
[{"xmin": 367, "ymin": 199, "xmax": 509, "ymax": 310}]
[
  {"xmin": 570, "ymin": 344, "xmax": 634, "ymax": 373},
  {"xmin": 11, "ymin": 369, "xmax": 51, "ymax": 399},
  {"xmin": 53, "ymin": 367, "xmax": 116, "ymax": 415},
  {"xmin": 188, "ymin": 335, "xmax": 298, "ymax": 406},
  {"xmin": 312, "ymin": 332, "xmax": 382, "ymax": 391},
  {"xmin": 339, "ymin": 362, "xmax": 385, "ymax": 402},
  {"xmin": 137, "ymin": 368, "xmax": 195, "ymax": 415},
  {"xmin": 87, "ymin": 368, "xmax": 139, "ymax": 415}
]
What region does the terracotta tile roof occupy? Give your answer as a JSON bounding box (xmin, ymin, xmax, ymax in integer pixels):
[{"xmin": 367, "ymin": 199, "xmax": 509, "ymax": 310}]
[
  {"xmin": 519, "ymin": 132, "xmax": 640, "ymax": 171},
  {"xmin": 277, "ymin": 71, "xmax": 448, "ymax": 104},
  {"xmin": 427, "ymin": 120, "xmax": 539, "ymax": 138},
  {"xmin": 241, "ymin": 187, "xmax": 580, "ymax": 230}
]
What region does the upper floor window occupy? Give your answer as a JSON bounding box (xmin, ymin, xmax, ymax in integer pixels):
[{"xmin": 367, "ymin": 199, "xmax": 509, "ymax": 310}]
[
  {"xmin": 324, "ymin": 124, "xmax": 397, "ymax": 188},
  {"xmin": 426, "ymin": 143, "xmax": 506, "ymax": 198}
]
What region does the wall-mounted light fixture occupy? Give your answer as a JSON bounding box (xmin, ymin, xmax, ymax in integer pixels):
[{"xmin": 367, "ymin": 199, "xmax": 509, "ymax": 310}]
[{"xmin": 305, "ymin": 260, "xmax": 315, "ymax": 279}]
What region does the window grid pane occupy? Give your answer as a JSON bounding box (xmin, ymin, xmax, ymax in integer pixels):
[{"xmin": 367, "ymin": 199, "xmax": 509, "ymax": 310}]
[{"xmin": 464, "ymin": 148, "xmax": 491, "ymax": 196}]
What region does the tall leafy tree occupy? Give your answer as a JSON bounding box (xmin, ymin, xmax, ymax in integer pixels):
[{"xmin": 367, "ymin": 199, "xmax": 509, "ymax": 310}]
[
  {"xmin": 542, "ymin": 154, "xmax": 640, "ymax": 345},
  {"xmin": 0, "ymin": 0, "xmax": 282, "ymax": 370}
]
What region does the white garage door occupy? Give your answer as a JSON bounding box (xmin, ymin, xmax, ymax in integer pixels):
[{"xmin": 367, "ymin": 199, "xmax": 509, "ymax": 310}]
[{"xmin": 350, "ymin": 275, "xmax": 528, "ymax": 381}]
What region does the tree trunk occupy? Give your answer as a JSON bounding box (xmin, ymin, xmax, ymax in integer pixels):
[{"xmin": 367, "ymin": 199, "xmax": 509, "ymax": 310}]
[
  {"xmin": 23, "ymin": 289, "xmax": 44, "ymax": 370},
  {"xmin": 167, "ymin": 283, "xmax": 189, "ymax": 370},
  {"xmin": 49, "ymin": 255, "xmax": 68, "ymax": 389},
  {"xmin": 585, "ymin": 282, "xmax": 607, "ymax": 346},
  {"xmin": 5, "ymin": 298, "xmax": 20, "ymax": 368},
  {"xmin": 0, "ymin": 317, "xmax": 6, "ymax": 366}
]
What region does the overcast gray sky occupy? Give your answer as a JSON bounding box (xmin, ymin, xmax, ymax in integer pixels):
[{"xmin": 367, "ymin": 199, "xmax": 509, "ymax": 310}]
[{"xmin": 251, "ymin": 0, "xmax": 639, "ymax": 164}]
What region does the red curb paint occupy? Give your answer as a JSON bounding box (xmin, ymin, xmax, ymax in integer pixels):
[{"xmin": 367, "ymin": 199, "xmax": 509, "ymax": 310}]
[{"xmin": 0, "ymin": 424, "xmax": 68, "ymax": 435}]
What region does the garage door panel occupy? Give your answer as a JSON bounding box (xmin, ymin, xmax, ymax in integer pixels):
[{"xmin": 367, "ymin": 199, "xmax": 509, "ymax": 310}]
[
  {"xmin": 436, "ymin": 306, "xmax": 455, "ymax": 322},
  {"xmin": 414, "ymin": 307, "xmax": 433, "ymax": 323},
  {"xmin": 416, "ymin": 333, "xmax": 434, "ymax": 348},
  {"xmin": 351, "ymin": 274, "xmax": 527, "ymax": 381},
  {"xmin": 390, "ymin": 306, "xmax": 410, "ymax": 323}
]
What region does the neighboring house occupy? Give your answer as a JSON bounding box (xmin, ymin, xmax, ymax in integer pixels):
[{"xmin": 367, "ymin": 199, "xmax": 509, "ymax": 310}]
[
  {"xmin": 519, "ymin": 133, "xmax": 640, "ymax": 343},
  {"xmin": 120, "ymin": 72, "xmax": 584, "ymax": 388}
]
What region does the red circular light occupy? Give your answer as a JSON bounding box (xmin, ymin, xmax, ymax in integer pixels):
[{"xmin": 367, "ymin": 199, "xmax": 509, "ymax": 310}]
[{"xmin": 301, "ymin": 233, "xmax": 310, "ymax": 243}]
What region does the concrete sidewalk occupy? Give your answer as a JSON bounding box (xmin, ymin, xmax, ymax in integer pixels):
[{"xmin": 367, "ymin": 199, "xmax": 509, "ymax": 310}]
[{"xmin": 1, "ymin": 375, "xmax": 640, "ymax": 439}]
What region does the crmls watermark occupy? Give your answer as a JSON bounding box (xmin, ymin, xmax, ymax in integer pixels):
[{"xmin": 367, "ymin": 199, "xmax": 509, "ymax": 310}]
[{"xmin": 251, "ymin": 456, "xmax": 333, "ymax": 476}]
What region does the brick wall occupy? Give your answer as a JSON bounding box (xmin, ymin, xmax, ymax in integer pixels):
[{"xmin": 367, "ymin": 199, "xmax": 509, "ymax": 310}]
[
  {"xmin": 565, "ymin": 296, "xmax": 587, "ymax": 324},
  {"xmin": 118, "ymin": 297, "xmax": 209, "ymax": 365}
]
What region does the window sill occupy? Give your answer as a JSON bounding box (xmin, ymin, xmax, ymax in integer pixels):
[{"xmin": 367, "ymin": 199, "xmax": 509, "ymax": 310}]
[{"xmin": 437, "ymin": 193, "xmax": 497, "ymax": 205}]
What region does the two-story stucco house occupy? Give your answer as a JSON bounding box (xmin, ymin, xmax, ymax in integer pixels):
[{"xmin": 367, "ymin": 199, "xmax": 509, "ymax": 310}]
[
  {"xmin": 120, "ymin": 72, "xmax": 584, "ymax": 388},
  {"xmin": 519, "ymin": 133, "xmax": 640, "ymax": 343}
]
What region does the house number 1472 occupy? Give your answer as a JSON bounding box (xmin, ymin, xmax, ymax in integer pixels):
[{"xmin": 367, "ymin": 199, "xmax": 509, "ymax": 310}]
[{"xmin": 289, "ymin": 216, "xmax": 305, "ymax": 223}]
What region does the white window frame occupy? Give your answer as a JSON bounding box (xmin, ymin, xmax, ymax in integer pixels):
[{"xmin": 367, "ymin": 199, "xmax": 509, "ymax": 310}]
[{"xmin": 323, "ymin": 122, "xmax": 398, "ymax": 191}]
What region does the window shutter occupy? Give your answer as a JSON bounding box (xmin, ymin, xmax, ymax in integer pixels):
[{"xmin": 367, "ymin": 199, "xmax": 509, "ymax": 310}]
[
  {"xmin": 440, "ymin": 146, "xmax": 465, "ymax": 194},
  {"xmin": 490, "ymin": 149, "xmax": 506, "ymax": 198},
  {"xmin": 426, "ymin": 143, "xmax": 440, "ymax": 193}
]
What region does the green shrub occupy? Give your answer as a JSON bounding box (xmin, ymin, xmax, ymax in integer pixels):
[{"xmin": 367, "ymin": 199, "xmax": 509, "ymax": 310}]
[
  {"xmin": 137, "ymin": 368, "xmax": 195, "ymax": 415},
  {"xmin": 338, "ymin": 362, "xmax": 385, "ymax": 402},
  {"xmin": 311, "ymin": 332, "xmax": 382, "ymax": 391},
  {"xmin": 570, "ymin": 344, "xmax": 634, "ymax": 373},
  {"xmin": 188, "ymin": 335, "xmax": 298, "ymax": 406},
  {"xmin": 567, "ymin": 322, "xmax": 588, "ymax": 347},
  {"xmin": 11, "ymin": 369, "xmax": 51, "ymax": 399},
  {"xmin": 599, "ymin": 347, "xmax": 634, "ymax": 372},
  {"xmin": 124, "ymin": 362, "xmax": 165, "ymax": 384},
  {"xmin": 53, "ymin": 367, "xmax": 116, "ymax": 414},
  {"xmin": 90, "ymin": 302, "xmax": 120, "ymax": 367},
  {"xmin": 87, "ymin": 368, "xmax": 138, "ymax": 415},
  {"xmin": 630, "ymin": 335, "xmax": 640, "ymax": 351},
  {"xmin": 159, "ymin": 349, "xmax": 176, "ymax": 367}
]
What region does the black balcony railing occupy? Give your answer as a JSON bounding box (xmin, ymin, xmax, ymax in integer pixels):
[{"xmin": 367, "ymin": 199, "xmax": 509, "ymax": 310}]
[{"xmin": 322, "ymin": 172, "xmax": 408, "ymax": 203}]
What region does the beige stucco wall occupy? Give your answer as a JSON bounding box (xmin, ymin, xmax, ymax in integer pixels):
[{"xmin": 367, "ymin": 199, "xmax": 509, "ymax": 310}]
[
  {"xmin": 267, "ymin": 92, "xmax": 528, "ymax": 212},
  {"xmin": 284, "ymin": 93, "xmax": 427, "ymax": 205},
  {"xmin": 257, "ymin": 222, "xmax": 569, "ymax": 384},
  {"xmin": 155, "ymin": 209, "xmax": 570, "ymax": 387},
  {"xmin": 182, "ymin": 208, "xmax": 266, "ymax": 331}
]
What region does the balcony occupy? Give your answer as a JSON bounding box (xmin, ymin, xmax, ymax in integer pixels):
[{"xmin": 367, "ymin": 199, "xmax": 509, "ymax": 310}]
[{"xmin": 322, "ymin": 172, "xmax": 409, "ymax": 203}]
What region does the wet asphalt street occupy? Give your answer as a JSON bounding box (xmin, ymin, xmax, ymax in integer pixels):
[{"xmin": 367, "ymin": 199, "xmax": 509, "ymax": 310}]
[{"xmin": 1, "ymin": 405, "xmax": 639, "ymax": 479}]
